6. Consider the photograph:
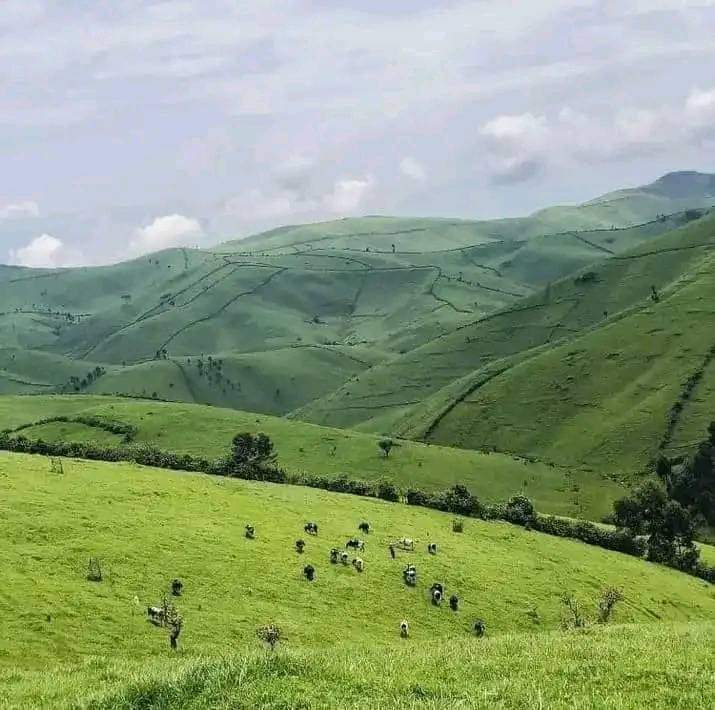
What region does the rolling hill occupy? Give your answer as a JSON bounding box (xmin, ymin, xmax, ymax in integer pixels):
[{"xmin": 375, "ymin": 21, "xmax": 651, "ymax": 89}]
[
  {"xmin": 1, "ymin": 451, "xmax": 713, "ymax": 708},
  {"xmin": 1, "ymin": 172, "xmax": 712, "ymax": 421},
  {"xmin": 299, "ymin": 208, "xmax": 715, "ymax": 481}
]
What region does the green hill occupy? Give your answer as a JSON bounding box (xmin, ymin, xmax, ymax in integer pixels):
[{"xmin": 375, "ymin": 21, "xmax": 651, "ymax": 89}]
[
  {"xmin": 0, "ymin": 395, "xmax": 623, "ymax": 519},
  {"xmin": 1, "ymin": 173, "xmax": 712, "ymax": 418},
  {"xmin": 1, "ymin": 451, "xmax": 713, "ymax": 707},
  {"xmin": 299, "ymin": 210, "xmax": 715, "ymax": 480}
]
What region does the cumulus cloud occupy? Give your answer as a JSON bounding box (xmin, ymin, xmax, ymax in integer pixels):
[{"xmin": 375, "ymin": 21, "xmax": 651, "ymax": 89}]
[
  {"xmin": 480, "ymin": 113, "xmax": 551, "ymax": 184},
  {"xmin": 400, "ymin": 157, "xmax": 427, "ymax": 182},
  {"xmin": 322, "ymin": 177, "xmax": 373, "ymax": 214},
  {"xmin": 8, "ymin": 234, "xmax": 71, "ymax": 268},
  {"xmin": 0, "ymin": 200, "xmax": 39, "ymax": 220},
  {"xmin": 129, "ymin": 214, "xmax": 204, "ymax": 256}
]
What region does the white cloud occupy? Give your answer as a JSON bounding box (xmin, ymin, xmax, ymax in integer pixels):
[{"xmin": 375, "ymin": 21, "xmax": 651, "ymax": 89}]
[
  {"xmin": 322, "ymin": 177, "xmax": 373, "ymax": 214},
  {"xmin": 685, "ymin": 87, "xmax": 715, "ymax": 134},
  {"xmin": 8, "ymin": 234, "xmax": 70, "ymax": 268},
  {"xmin": 130, "ymin": 214, "xmax": 204, "ymax": 256},
  {"xmin": 400, "ymin": 157, "xmax": 427, "ymax": 182},
  {"xmin": 480, "ymin": 113, "xmax": 551, "ymax": 183},
  {"xmin": 0, "ymin": 200, "xmax": 39, "ymax": 220}
]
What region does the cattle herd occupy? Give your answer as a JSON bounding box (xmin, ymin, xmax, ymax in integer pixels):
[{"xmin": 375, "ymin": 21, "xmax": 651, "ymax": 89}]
[
  {"xmin": 241, "ymin": 519, "xmax": 486, "ymax": 639},
  {"xmin": 145, "ymin": 519, "xmax": 486, "ymax": 641}
]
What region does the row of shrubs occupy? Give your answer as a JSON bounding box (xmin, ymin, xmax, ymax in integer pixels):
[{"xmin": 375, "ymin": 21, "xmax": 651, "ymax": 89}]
[
  {"xmin": 5, "ymin": 416, "xmax": 138, "ymax": 444},
  {"xmin": 2, "ymin": 433, "xmax": 712, "ymax": 584}
]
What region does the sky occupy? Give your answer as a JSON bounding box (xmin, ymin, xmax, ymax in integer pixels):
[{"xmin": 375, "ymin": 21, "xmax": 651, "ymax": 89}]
[{"xmin": 0, "ymin": 0, "xmax": 714, "ymax": 267}]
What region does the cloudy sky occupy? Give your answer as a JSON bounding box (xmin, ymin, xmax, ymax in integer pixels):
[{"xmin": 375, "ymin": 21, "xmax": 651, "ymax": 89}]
[{"xmin": 1, "ymin": 0, "xmax": 714, "ymax": 267}]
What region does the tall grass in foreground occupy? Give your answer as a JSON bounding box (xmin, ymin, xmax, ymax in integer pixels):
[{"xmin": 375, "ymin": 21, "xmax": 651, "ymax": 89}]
[{"xmin": 1, "ymin": 623, "xmax": 712, "ymax": 709}]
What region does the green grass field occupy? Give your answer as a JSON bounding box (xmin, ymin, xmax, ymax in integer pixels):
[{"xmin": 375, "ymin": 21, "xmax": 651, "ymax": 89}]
[
  {"xmin": 2, "ymin": 623, "xmax": 713, "ymax": 709},
  {"xmin": 1, "ymin": 452, "xmax": 713, "ymax": 707},
  {"xmin": 0, "ymin": 394, "xmax": 625, "ymax": 520}
]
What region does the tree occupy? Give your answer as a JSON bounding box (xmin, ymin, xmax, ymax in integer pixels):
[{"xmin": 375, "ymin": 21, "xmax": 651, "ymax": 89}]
[
  {"xmin": 230, "ymin": 432, "xmax": 276, "ymax": 469},
  {"xmin": 378, "ymin": 438, "xmax": 394, "ymax": 458}
]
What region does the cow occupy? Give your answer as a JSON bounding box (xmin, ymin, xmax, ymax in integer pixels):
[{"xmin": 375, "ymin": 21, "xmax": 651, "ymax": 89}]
[
  {"xmin": 245, "ymin": 524, "xmax": 255, "ymax": 539},
  {"xmin": 303, "ymin": 565, "xmax": 316, "ymax": 581},
  {"xmin": 171, "ymin": 579, "xmax": 183, "ymax": 596},
  {"xmin": 449, "ymin": 594, "xmax": 459, "ymax": 611},
  {"xmin": 330, "ymin": 548, "xmax": 339, "ymax": 564},
  {"xmin": 352, "ymin": 557, "xmax": 364, "ymax": 573},
  {"xmin": 430, "ymin": 582, "xmax": 444, "ymax": 606},
  {"xmin": 340, "ymin": 551, "xmax": 350, "ymax": 565},
  {"xmin": 304, "ymin": 522, "xmax": 319, "ymax": 536},
  {"xmin": 473, "ymin": 619, "xmax": 486, "ymax": 637},
  {"xmin": 400, "ymin": 620, "xmax": 409, "ymax": 638},
  {"xmin": 296, "ymin": 539, "xmax": 306, "ymax": 554},
  {"xmin": 346, "ymin": 538, "xmax": 365, "ymax": 551},
  {"xmin": 403, "ymin": 564, "xmax": 417, "ymax": 587},
  {"xmin": 147, "ymin": 606, "xmax": 165, "ymax": 626},
  {"xmin": 397, "ymin": 537, "xmax": 414, "ymax": 551},
  {"xmin": 358, "ymin": 522, "xmax": 371, "ymax": 535},
  {"xmin": 427, "ymin": 543, "xmax": 437, "ymax": 555}
]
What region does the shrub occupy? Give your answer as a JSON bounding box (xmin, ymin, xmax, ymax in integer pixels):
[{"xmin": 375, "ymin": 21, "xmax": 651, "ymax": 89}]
[
  {"xmin": 504, "ymin": 495, "xmax": 535, "ymax": 525},
  {"xmin": 86, "ymin": 557, "xmax": 103, "ymax": 582},
  {"xmin": 405, "ymin": 488, "xmax": 430, "ymax": 506},
  {"xmin": 597, "ymin": 587, "xmax": 624, "ymax": 623},
  {"xmin": 452, "ymin": 518, "xmax": 464, "ymax": 533},
  {"xmin": 257, "ymin": 623, "xmax": 282, "ymax": 651},
  {"xmin": 376, "ymin": 479, "xmax": 400, "ymax": 502},
  {"xmin": 378, "ymin": 438, "xmax": 394, "ymax": 458},
  {"xmin": 560, "ymin": 594, "xmax": 586, "ymax": 630}
]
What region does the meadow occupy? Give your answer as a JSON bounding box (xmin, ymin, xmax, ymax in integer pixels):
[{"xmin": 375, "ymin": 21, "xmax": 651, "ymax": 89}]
[
  {"xmin": 1, "ymin": 451, "xmax": 714, "ymax": 707},
  {"xmin": 0, "ymin": 394, "xmax": 625, "ymax": 520}
]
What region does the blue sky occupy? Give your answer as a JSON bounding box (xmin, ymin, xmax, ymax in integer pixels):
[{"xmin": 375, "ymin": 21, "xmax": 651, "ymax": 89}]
[{"xmin": 1, "ymin": 0, "xmax": 714, "ymax": 266}]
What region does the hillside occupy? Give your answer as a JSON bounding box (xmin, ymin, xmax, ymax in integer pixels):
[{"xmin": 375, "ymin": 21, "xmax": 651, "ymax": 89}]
[
  {"xmin": 3, "ymin": 623, "xmax": 713, "ymax": 709},
  {"xmin": 1, "ymin": 173, "xmax": 712, "ymax": 418},
  {"xmin": 0, "ymin": 395, "xmax": 624, "ymax": 519},
  {"xmin": 2, "ymin": 452, "xmax": 713, "ymax": 660},
  {"xmin": 299, "ymin": 209, "xmax": 715, "ymax": 479}
]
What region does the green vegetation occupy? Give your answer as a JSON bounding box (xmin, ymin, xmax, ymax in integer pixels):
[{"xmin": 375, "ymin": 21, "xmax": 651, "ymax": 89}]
[
  {"xmin": 1, "ymin": 452, "xmax": 714, "ymax": 707},
  {"xmin": 0, "ymin": 394, "xmax": 624, "ymax": 519},
  {"xmin": 2, "ymin": 623, "xmax": 713, "ymax": 709}
]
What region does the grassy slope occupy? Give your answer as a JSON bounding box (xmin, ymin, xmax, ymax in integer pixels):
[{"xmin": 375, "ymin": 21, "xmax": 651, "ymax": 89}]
[
  {"xmin": 2, "ymin": 623, "xmax": 713, "ymax": 709},
  {"xmin": 1, "ymin": 453, "xmax": 713, "ymax": 668},
  {"xmin": 299, "ymin": 211, "xmax": 715, "ymax": 467},
  {"xmin": 0, "ymin": 175, "xmax": 711, "ymax": 418},
  {"xmin": 408, "ymin": 230, "xmax": 715, "ymax": 477},
  {"xmin": 0, "ymin": 395, "xmax": 622, "ymax": 518}
]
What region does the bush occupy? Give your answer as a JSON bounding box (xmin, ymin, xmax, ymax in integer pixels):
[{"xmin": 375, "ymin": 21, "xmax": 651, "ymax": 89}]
[
  {"xmin": 376, "ymin": 479, "xmax": 400, "ymax": 502},
  {"xmin": 452, "ymin": 518, "xmax": 464, "ymax": 533},
  {"xmin": 257, "ymin": 623, "xmax": 282, "ymax": 651},
  {"xmin": 596, "ymin": 587, "xmax": 624, "ymax": 623},
  {"xmin": 504, "ymin": 495, "xmax": 535, "ymax": 525}
]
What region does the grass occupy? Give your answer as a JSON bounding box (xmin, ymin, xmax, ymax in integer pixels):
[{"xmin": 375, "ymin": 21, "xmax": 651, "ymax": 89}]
[
  {"xmin": 2, "ymin": 451, "xmax": 713, "ymax": 670},
  {"xmin": 0, "ymin": 395, "xmax": 625, "ymax": 519},
  {"xmin": 1, "ymin": 623, "xmax": 713, "ymax": 709}
]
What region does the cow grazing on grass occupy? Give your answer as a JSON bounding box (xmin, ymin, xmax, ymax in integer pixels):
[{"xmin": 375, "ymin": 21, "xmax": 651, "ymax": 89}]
[
  {"xmin": 430, "ymin": 583, "xmax": 444, "ymax": 606},
  {"xmin": 147, "ymin": 606, "xmax": 165, "ymax": 626},
  {"xmin": 245, "ymin": 524, "xmax": 255, "ymax": 539},
  {"xmin": 304, "ymin": 565, "xmax": 316, "ymax": 581},
  {"xmin": 403, "ymin": 564, "xmax": 417, "ymax": 586},
  {"xmin": 358, "ymin": 522, "xmax": 371, "ymax": 534},
  {"xmin": 427, "ymin": 543, "xmax": 437, "ymax": 555},
  {"xmin": 340, "ymin": 551, "xmax": 350, "ymax": 565},
  {"xmin": 296, "ymin": 539, "xmax": 306, "ymax": 554},
  {"xmin": 449, "ymin": 594, "xmax": 459, "ymax": 612},
  {"xmin": 304, "ymin": 522, "xmax": 318, "ymax": 535},
  {"xmin": 330, "ymin": 548, "xmax": 339, "ymax": 564},
  {"xmin": 352, "ymin": 557, "xmax": 364, "ymax": 573},
  {"xmin": 346, "ymin": 538, "xmax": 365, "ymax": 551},
  {"xmin": 397, "ymin": 537, "xmax": 414, "ymax": 551},
  {"xmin": 473, "ymin": 619, "xmax": 486, "ymax": 637},
  {"xmin": 400, "ymin": 620, "xmax": 409, "ymax": 638}
]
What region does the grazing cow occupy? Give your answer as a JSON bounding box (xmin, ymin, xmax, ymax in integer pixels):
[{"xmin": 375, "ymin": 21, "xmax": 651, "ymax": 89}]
[
  {"xmin": 427, "ymin": 543, "xmax": 437, "ymax": 555},
  {"xmin": 346, "ymin": 538, "xmax": 365, "ymax": 551},
  {"xmin": 431, "ymin": 588, "xmax": 443, "ymax": 605},
  {"xmin": 340, "ymin": 551, "xmax": 350, "ymax": 565},
  {"xmin": 397, "ymin": 537, "xmax": 415, "ymax": 551},
  {"xmin": 400, "ymin": 620, "xmax": 409, "ymax": 638},
  {"xmin": 304, "ymin": 522, "xmax": 319, "ymax": 536},
  {"xmin": 358, "ymin": 521, "xmax": 371, "ymax": 534},
  {"xmin": 303, "ymin": 565, "xmax": 316, "ymax": 581},
  {"xmin": 330, "ymin": 548, "xmax": 339, "ymax": 564},
  {"xmin": 473, "ymin": 619, "xmax": 486, "ymax": 637},
  {"xmin": 245, "ymin": 524, "xmax": 255, "ymax": 539},
  {"xmin": 171, "ymin": 579, "xmax": 183, "ymax": 596},
  {"xmin": 389, "ymin": 544, "xmax": 396, "ymax": 560},
  {"xmin": 147, "ymin": 606, "xmax": 165, "ymax": 626},
  {"xmin": 403, "ymin": 564, "xmax": 417, "ymax": 586},
  {"xmin": 296, "ymin": 539, "xmax": 306, "ymax": 554},
  {"xmin": 352, "ymin": 557, "xmax": 364, "ymax": 573},
  {"xmin": 449, "ymin": 594, "xmax": 459, "ymax": 612}
]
